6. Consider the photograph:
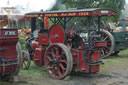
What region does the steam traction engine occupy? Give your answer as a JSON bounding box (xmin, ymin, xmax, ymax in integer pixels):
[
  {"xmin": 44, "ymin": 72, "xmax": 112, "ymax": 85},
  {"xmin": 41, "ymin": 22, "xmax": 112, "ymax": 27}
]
[
  {"xmin": 95, "ymin": 20, "xmax": 128, "ymax": 58},
  {"xmin": 0, "ymin": 29, "xmax": 22, "ymax": 81},
  {"xmin": 0, "ymin": 7, "xmax": 23, "ymax": 81},
  {"xmin": 25, "ymin": 8, "xmax": 115, "ymax": 79}
]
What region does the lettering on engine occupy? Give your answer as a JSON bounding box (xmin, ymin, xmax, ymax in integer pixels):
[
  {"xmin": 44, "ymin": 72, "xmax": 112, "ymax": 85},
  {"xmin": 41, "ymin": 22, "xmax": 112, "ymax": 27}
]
[
  {"xmin": 101, "ymin": 10, "xmax": 109, "ymax": 14},
  {"xmin": 4, "ymin": 31, "xmax": 16, "ymax": 35}
]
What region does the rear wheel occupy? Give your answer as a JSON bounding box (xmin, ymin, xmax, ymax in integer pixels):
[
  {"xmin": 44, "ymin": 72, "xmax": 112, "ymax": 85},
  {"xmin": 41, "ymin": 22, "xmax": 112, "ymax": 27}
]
[
  {"xmin": 98, "ymin": 29, "xmax": 115, "ymax": 58},
  {"xmin": 15, "ymin": 42, "xmax": 22, "ymax": 75},
  {"xmin": 44, "ymin": 43, "xmax": 73, "ymax": 79},
  {"xmin": 22, "ymin": 50, "xmax": 31, "ymax": 70}
]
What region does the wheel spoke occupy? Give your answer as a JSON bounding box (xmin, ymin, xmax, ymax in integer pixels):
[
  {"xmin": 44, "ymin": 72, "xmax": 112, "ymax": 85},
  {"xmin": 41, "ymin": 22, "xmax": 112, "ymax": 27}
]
[
  {"xmin": 47, "ymin": 55, "xmax": 53, "ymax": 62},
  {"xmin": 106, "ymin": 40, "xmax": 111, "ymax": 42},
  {"xmin": 105, "ymin": 46, "xmax": 110, "ymax": 50},
  {"xmin": 60, "ymin": 51, "xmax": 65, "ymax": 56},
  {"xmin": 59, "ymin": 63, "xmax": 66, "ymax": 70},
  {"xmin": 59, "ymin": 60, "xmax": 67, "ymax": 64},
  {"xmin": 56, "ymin": 51, "xmax": 65, "ymax": 60},
  {"xmin": 107, "ymin": 43, "xmax": 112, "ymax": 45},
  {"xmin": 57, "ymin": 66, "xmax": 62, "ymax": 77},
  {"xmin": 50, "ymin": 66, "xmax": 55, "ymax": 74},
  {"xmin": 51, "ymin": 48, "xmax": 56, "ymax": 57},
  {"xmin": 103, "ymin": 48, "xmax": 109, "ymax": 53},
  {"xmin": 47, "ymin": 65, "xmax": 54, "ymax": 69},
  {"xmin": 103, "ymin": 36, "xmax": 108, "ymax": 41},
  {"xmin": 54, "ymin": 46, "xmax": 59, "ymax": 56}
]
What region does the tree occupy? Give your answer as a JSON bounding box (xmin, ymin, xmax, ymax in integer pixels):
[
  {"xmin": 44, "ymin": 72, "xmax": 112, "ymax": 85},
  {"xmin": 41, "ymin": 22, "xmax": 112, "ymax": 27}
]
[
  {"xmin": 52, "ymin": 0, "xmax": 126, "ymax": 22},
  {"xmin": 98, "ymin": 0, "xmax": 121, "ymax": 22},
  {"xmin": 52, "ymin": 0, "xmax": 66, "ymax": 10},
  {"xmin": 115, "ymin": 0, "xmax": 126, "ymax": 10}
]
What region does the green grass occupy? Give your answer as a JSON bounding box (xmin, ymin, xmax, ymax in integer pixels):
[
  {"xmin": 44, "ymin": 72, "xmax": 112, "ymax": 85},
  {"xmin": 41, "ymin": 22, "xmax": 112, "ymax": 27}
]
[
  {"xmin": 19, "ymin": 62, "xmax": 49, "ymax": 80},
  {"xmin": 1, "ymin": 49, "xmax": 128, "ymax": 84},
  {"xmin": 0, "ymin": 62, "xmax": 48, "ymax": 85},
  {"xmin": 100, "ymin": 49, "xmax": 128, "ymax": 72}
]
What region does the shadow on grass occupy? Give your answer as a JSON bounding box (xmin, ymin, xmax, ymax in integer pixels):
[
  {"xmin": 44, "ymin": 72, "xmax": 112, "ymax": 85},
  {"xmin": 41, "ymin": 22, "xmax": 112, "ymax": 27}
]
[
  {"xmin": 104, "ymin": 49, "xmax": 128, "ymax": 59},
  {"xmin": 21, "ymin": 62, "xmax": 47, "ymax": 73}
]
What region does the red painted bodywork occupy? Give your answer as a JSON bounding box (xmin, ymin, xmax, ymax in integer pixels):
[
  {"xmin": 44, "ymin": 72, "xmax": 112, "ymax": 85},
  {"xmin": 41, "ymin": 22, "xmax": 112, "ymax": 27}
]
[
  {"xmin": 49, "ymin": 25, "xmax": 65, "ymax": 44},
  {"xmin": 0, "ymin": 29, "xmax": 18, "ymax": 74},
  {"xmin": 26, "ymin": 9, "xmax": 115, "ymax": 18},
  {"xmin": 71, "ymin": 49, "xmax": 101, "ymax": 73},
  {"xmin": 33, "ymin": 48, "xmax": 45, "ymax": 66},
  {"xmin": 71, "ymin": 50, "xmax": 79, "ymax": 71},
  {"xmin": 38, "ymin": 34, "xmax": 49, "ymax": 45},
  {"xmin": 32, "ymin": 40, "xmax": 39, "ymax": 50},
  {"xmin": 93, "ymin": 9, "xmax": 115, "ymax": 16},
  {"xmin": 94, "ymin": 42, "xmax": 107, "ymax": 47}
]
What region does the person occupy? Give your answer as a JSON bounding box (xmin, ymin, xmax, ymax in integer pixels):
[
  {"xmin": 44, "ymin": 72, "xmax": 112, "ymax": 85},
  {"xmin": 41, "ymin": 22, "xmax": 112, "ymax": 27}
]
[
  {"xmin": 45, "ymin": 17, "xmax": 50, "ymax": 29},
  {"xmin": 115, "ymin": 21, "xmax": 123, "ymax": 32},
  {"xmin": 21, "ymin": 27, "xmax": 26, "ymax": 38},
  {"xmin": 72, "ymin": 22, "xmax": 81, "ymax": 34},
  {"xmin": 32, "ymin": 18, "xmax": 44, "ymax": 38},
  {"xmin": 38, "ymin": 17, "xmax": 49, "ymax": 33},
  {"xmin": 107, "ymin": 22, "xmax": 116, "ymax": 31},
  {"xmin": 26, "ymin": 25, "xmax": 31, "ymax": 33},
  {"xmin": 38, "ymin": 18, "xmax": 44, "ymax": 33},
  {"xmin": 25, "ymin": 25, "xmax": 31, "ymax": 38}
]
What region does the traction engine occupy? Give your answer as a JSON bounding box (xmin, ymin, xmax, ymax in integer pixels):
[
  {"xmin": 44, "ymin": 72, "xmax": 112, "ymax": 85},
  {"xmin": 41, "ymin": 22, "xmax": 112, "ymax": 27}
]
[
  {"xmin": 0, "ymin": 29, "xmax": 22, "ymax": 81},
  {"xmin": 30, "ymin": 25, "xmax": 105, "ymax": 79},
  {"xmin": 25, "ymin": 8, "xmax": 115, "ymax": 79}
]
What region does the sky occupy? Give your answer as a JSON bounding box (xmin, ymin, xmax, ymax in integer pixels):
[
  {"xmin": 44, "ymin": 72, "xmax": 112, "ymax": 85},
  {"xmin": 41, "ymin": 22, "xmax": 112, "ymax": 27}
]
[
  {"xmin": 126, "ymin": 0, "xmax": 128, "ymax": 3},
  {"xmin": 0, "ymin": 0, "xmax": 57, "ymax": 21},
  {"xmin": 0, "ymin": 0, "xmax": 56, "ymax": 12}
]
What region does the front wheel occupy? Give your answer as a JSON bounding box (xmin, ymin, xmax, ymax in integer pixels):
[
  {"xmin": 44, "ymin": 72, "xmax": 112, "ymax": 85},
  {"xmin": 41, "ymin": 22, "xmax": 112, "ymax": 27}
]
[{"xmin": 44, "ymin": 43, "xmax": 73, "ymax": 79}]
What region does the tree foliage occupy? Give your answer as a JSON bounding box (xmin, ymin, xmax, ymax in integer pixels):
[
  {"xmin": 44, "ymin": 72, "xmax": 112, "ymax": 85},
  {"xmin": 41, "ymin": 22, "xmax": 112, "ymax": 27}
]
[
  {"xmin": 52, "ymin": 0, "xmax": 126, "ymax": 22},
  {"xmin": 99, "ymin": 0, "xmax": 121, "ymax": 22}
]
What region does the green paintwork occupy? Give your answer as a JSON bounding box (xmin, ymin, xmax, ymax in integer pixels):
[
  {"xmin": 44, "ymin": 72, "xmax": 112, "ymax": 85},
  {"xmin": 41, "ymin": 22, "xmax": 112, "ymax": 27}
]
[{"xmin": 111, "ymin": 32, "xmax": 128, "ymax": 51}]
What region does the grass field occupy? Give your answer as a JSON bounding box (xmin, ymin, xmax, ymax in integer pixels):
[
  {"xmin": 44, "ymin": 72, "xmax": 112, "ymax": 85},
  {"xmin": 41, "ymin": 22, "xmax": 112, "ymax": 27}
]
[{"xmin": 1, "ymin": 49, "xmax": 128, "ymax": 85}]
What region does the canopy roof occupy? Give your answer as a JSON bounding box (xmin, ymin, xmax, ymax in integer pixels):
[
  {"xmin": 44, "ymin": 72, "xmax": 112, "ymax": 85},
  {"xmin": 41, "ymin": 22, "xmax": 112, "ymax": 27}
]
[{"xmin": 26, "ymin": 8, "xmax": 116, "ymax": 17}]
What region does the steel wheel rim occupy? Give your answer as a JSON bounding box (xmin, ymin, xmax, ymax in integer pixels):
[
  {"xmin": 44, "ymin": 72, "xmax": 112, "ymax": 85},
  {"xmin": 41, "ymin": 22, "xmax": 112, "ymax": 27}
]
[
  {"xmin": 22, "ymin": 50, "xmax": 31, "ymax": 70},
  {"xmin": 99, "ymin": 29, "xmax": 115, "ymax": 58},
  {"xmin": 15, "ymin": 42, "xmax": 22, "ymax": 74},
  {"xmin": 44, "ymin": 43, "xmax": 73, "ymax": 79}
]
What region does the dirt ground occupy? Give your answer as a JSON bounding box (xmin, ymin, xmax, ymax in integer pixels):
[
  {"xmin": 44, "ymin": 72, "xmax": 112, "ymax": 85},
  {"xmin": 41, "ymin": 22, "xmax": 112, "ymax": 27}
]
[{"xmin": 1, "ymin": 50, "xmax": 128, "ymax": 85}]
